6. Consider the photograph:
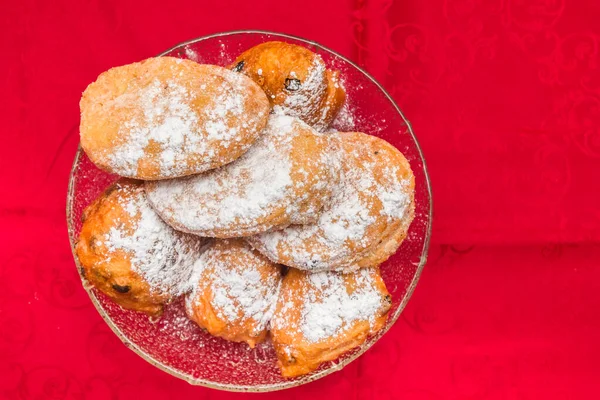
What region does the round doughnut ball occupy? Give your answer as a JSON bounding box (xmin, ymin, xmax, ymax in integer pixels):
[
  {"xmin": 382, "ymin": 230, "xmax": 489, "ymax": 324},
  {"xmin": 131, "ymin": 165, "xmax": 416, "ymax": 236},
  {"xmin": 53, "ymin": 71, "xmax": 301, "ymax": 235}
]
[
  {"xmin": 145, "ymin": 115, "xmax": 341, "ymax": 238},
  {"xmin": 185, "ymin": 239, "xmax": 281, "ymax": 348},
  {"xmin": 271, "ymin": 267, "xmax": 391, "ymax": 377},
  {"xmin": 75, "ymin": 179, "xmax": 206, "ymax": 316},
  {"xmin": 248, "ymin": 132, "xmax": 415, "ymax": 272},
  {"xmin": 80, "ymin": 57, "xmax": 270, "ymax": 180},
  {"xmin": 229, "ymin": 41, "xmax": 345, "ymax": 131}
]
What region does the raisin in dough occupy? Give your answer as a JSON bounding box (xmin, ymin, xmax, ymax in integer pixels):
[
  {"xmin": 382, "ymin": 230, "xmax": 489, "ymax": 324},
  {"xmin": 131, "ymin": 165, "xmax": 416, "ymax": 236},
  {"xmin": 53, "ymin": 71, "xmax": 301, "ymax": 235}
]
[{"xmin": 230, "ymin": 41, "xmax": 345, "ymax": 131}]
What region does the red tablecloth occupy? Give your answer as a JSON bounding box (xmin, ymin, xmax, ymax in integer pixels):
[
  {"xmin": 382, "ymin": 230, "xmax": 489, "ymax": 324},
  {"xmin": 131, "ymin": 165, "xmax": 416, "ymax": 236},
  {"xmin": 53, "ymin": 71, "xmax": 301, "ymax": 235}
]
[{"xmin": 2, "ymin": 0, "xmax": 600, "ymax": 398}]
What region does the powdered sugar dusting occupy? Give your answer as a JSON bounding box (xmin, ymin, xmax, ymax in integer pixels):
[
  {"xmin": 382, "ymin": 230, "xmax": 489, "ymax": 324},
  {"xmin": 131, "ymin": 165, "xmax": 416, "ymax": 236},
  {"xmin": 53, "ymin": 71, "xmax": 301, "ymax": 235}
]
[
  {"xmin": 98, "ymin": 61, "xmax": 266, "ymax": 178},
  {"xmin": 186, "ymin": 242, "xmax": 280, "ymax": 333},
  {"xmin": 213, "ymin": 268, "xmax": 263, "ymax": 321},
  {"xmin": 252, "ymin": 133, "xmax": 412, "ymax": 271},
  {"xmin": 109, "ymin": 79, "xmax": 198, "ymax": 176},
  {"xmin": 184, "ymin": 46, "xmax": 199, "ymax": 62},
  {"xmin": 146, "ymin": 115, "xmax": 336, "ymax": 237},
  {"xmin": 272, "ymin": 269, "xmax": 386, "ymax": 343},
  {"xmin": 273, "ymin": 58, "xmax": 327, "ymax": 124},
  {"xmin": 301, "ymin": 270, "xmax": 384, "ymax": 342},
  {"xmin": 203, "ymin": 72, "xmax": 248, "ymax": 142},
  {"xmin": 330, "ymin": 96, "xmax": 354, "ymax": 132},
  {"xmin": 103, "ymin": 186, "xmax": 203, "ymax": 295},
  {"xmin": 379, "ymin": 164, "xmax": 410, "ymax": 217}
]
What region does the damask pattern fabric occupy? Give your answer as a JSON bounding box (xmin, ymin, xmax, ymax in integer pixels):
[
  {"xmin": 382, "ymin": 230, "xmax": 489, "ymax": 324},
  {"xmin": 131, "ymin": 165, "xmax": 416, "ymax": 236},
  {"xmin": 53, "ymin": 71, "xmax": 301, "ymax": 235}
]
[{"xmin": 1, "ymin": 0, "xmax": 599, "ymax": 398}]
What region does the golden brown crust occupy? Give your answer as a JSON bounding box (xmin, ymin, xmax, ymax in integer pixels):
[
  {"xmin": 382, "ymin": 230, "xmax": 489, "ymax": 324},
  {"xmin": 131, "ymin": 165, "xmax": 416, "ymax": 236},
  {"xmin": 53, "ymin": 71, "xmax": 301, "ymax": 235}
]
[
  {"xmin": 248, "ymin": 131, "xmax": 415, "ymax": 272},
  {"xmin": 229, "ymin": 41, "xmax": 345, "ymax": 130},
  {"xmin": 75, "ymin": 179, "xmax": 203, "ymax": 316},
  {"xmin": 80, "ymin": 57, "xmax": 270, "ymax": 180},
  {"xmin": 270, "ymin": 267, "xmax": 391, "ymax": 377},
  {"xmin": 185, "ymin": 239, "xmax": 281, "ymax": 347}
]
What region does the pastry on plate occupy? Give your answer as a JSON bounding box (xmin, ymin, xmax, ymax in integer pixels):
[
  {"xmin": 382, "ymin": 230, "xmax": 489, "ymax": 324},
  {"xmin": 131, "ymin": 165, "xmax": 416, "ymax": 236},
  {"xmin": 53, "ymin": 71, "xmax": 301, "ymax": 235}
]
[
  {"xmin": 80, "ymin": 57, "xmax": 270, "ymax": 180},
  {"xmin": 270, "ymin": 267, "xmax": 391, "ymax": 377},
  {"xmin": 145, "ymin": 115, "xmax": 341, "ymax": 238},
  {"xmin": 186, "ymin": 239, "xmax": 281, "ymax": 347},
  {"xmin": 248, "ymin": 131, "xmax": 415, "ymax": 272},
  {"xmin": 75, "ymin": 179, "xmax": 205, "ymax": 316},
  {"xmin": 229, "ymin": 41, "xmax": 345, "ymax": 131}
]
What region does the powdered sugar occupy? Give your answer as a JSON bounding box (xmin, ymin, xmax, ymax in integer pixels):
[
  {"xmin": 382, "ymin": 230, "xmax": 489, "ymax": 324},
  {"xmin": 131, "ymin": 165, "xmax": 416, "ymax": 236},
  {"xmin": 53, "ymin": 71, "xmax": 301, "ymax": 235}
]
[
  {"xmin": 319, "ymin": 170, "xmax": 377, "ymax": 247},
  {"xmin": 85, "ymin": 59, "xmax": 269, "ymax": 179},
  {"xmin": 329, "ymin": 95, "xmax": 355, "ymax": 132},
  {"xmin": 251, "ymin": 133, "xmax": 413, "ymax": 271},
  {"xmin": 272, "ymin": 269, "xmax": 387, "ymax": 343},
  {"xmin": 378, "ymin": 164, "xmax": 411, "ymax": 218},
  {"xmin": 109, "ymin": 79, "xmax": 199, "ymax": 176},
  {"xmin": 103, "ymin": 186, "xmax": 204, "ymax": 295},
  {"xmin": 202, "ymin": 73, "xmax": 248, "ymax": 141},
  {"xmin": 184, "ymin": 46, "xmax": 199, "ymax": 62},
  {"xmin": 111, "ymin": 74, "xmax": 253, "ymax": 177},
  {"xmin": 301, "ymin": 270, "xmax": 384, "ymax": 342},
  {"xmin": 213, "ymin": 268, "xmax": 263, "ymax": 321},
  {"xmin": 252, "ymin": 165, "xmax": 374, "ymax": 268},
  {"xmin": 146, "ymin": 115, "xmax": 337, "ymax": 237},
  {"xmin": 186, "ymin": 241, "xmax": 281, "ymax": 334},
  {"xmin": 146, "ymin": 115, "xmax": 293, "ymax": 234},
  {"xmin": 272, "ymin": 58, "xmax": 327, "ymax": 124}
]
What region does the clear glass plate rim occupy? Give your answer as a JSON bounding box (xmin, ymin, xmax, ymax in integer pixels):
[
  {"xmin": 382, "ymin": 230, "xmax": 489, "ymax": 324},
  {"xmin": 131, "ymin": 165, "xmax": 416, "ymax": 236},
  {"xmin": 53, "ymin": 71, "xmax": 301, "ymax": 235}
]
[{"xmin": 65, "ymin": 29, "xmax": 434, "ymax": 392}]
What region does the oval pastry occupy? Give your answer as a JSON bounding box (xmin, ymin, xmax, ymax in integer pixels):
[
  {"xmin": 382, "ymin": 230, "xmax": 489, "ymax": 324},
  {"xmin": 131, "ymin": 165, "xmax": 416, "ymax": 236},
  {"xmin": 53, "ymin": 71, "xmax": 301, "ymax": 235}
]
[
  {"xmin": 145, "ymin": 115, "xmax": 341, "ymax": 238},
  {"xmin": 75, "ymin": 179, "xmax": 205, "ymax": 316},
  {"xmin": 185, "ymin": 239, "xmax": 281, "ymax": 348},
  {"xmin": 248, "ymin": 131, "xmax": 415, "ymax": 272},
  {"xmin": 80, "ymin": 57, "xmax": 270, "ymax": 179},
  {"xmin": 229, "ymin": 41, "xmax": 345, "ymax": 131},
  {"xmin": 271, "ymin": 267, "xmax": 391, "ymax": 377}
]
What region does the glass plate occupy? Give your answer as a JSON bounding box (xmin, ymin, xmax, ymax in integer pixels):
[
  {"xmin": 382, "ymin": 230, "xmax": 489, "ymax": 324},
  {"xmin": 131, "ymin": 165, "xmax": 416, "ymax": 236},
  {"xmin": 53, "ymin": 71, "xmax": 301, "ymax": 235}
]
[{"xmin": 66, "ymin": 30, "xmax": 433, "ymax": 392}]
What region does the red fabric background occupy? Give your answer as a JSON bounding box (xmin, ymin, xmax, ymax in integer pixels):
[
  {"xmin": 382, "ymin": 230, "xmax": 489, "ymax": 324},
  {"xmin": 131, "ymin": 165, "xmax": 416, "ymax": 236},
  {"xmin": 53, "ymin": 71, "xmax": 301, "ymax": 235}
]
[{"xmin": 2, "ymin": 0, "xmax": 600, "ymax": 398}]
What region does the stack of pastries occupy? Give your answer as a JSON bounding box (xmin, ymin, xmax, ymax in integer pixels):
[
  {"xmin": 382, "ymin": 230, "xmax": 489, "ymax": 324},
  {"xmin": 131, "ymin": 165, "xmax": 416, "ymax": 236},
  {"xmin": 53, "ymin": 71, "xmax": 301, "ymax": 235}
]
[{"xmin": 75, "ymin": 41, "xmax": 415, "ymax": 378}]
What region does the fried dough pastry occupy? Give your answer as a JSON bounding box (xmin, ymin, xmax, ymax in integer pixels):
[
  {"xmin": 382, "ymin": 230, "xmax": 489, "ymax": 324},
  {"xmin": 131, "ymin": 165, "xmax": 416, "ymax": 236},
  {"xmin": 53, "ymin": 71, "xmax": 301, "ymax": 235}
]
[
  {"xmin": 75, "ymin": 179, "xmax": 205, "ymax": 316},
  {"xmin": 230, "ymin": 41, "xmax": 345, "ymax": 131},
  {"xmin": 80, "ymin": 57, "xmax": 270, "ymax": 179},
  {"xmin": 271, "ymin": 267, "xmax": 391, "ymax": 377},
  {"xmin": 185, "ymin": 239, "xmax": 281, "ymax": 347},
  {"xmin": 145, "ymin": 115, "xmax": 341, "ymax": 238},
  {"xmin": 248, "ymin": 132, "xmax": 415, "ymax": 272}
]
